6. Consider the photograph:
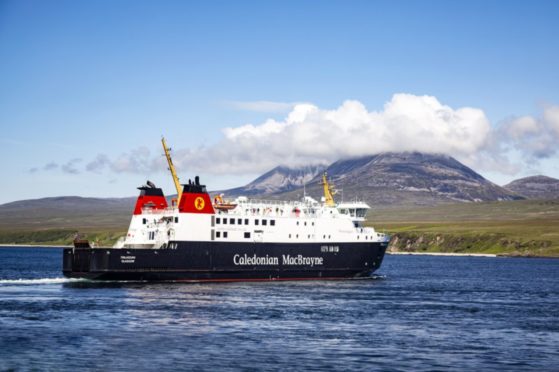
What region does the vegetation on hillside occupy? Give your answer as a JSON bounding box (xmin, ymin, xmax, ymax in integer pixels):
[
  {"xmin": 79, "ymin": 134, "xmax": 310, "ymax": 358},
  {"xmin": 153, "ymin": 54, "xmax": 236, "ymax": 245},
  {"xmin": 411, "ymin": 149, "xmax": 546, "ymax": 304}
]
[{"xmin": 368, "ymin": 199, "xmax": 559, "ymax": 257}]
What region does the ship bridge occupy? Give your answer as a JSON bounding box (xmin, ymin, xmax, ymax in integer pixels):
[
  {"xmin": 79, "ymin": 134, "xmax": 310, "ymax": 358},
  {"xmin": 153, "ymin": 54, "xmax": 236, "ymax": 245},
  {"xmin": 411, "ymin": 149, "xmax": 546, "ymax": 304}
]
[{"xmin": 337, "ymin": 202, "xmax": 370, "ymax": 225}]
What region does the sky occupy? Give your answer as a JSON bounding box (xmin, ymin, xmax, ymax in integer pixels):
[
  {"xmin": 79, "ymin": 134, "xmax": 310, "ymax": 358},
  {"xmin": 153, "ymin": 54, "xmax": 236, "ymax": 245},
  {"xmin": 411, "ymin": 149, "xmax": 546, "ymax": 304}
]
[{"xmin": 1, "ymin": 0, "xmax": 558, "ymax": 204}]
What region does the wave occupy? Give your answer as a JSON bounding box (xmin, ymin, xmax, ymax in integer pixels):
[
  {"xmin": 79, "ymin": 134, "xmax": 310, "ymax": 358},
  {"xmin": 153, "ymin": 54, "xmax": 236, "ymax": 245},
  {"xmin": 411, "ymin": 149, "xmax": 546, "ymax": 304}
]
[{"xmin": 0, "ymin": 277, "xmax": 86, "ymax": 285}]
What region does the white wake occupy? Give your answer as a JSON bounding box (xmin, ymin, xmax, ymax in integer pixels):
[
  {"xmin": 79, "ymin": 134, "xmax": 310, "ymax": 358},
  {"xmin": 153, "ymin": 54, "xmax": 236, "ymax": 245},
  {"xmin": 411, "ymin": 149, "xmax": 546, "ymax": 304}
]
[{"xmin": 0, "ymin": 277, "xmax": 87, "ymax": 285}]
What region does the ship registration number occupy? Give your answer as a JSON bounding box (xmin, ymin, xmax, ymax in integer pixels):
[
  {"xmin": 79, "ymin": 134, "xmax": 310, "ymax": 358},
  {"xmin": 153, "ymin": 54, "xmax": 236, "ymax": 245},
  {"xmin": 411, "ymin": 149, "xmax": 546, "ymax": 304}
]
[{"xmin": 321, "ymin": 245, "xmax": 339, "ymax": 253}]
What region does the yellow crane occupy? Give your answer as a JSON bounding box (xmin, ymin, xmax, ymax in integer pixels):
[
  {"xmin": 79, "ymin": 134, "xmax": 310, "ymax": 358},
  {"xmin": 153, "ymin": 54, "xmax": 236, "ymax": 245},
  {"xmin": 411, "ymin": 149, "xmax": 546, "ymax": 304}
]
[
  {"xmin": 321, "ymin": 172, "xmax": 337, "ymax": 207},
  {"xmin": 161, "ymin": 137, "xmax": 182, "ymax": 204}
]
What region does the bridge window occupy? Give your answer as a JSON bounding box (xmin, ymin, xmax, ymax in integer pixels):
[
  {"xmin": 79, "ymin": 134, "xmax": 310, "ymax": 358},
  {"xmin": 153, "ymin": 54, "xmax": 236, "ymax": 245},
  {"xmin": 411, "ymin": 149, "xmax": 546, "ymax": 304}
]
[
  {"xmin": 255, "ymin": 219, "xmax": 259, "ymax": 226},
  {"xmin": 230, "ymin": 218, "xmax": 235, "ymax": 225},
  {"xmin": 175, "ymin": 217, "xmax": 179, "ymax": 223},
  {"xmin": 223, "ymin": 219, "xmax": 227, "ymax": 225},
  {"xmin": 238, "ymin": 218, "xmax": 242, "ymax": 225},
  {"xmin": 271, "ymin": 220, "xmax": 275, "ymax": 226},
  {"xmin": 216, "ymin": 217, "xmax": 220, "ymax": 224},
  {"xmin": 245, "ymin": 219, "xmax": 249, "ymax": 225},
  {"xmin": 142, "ymin": 218, "xmax": 147, "ymax": 224},
  {"xmin": 262, "ymin": 219, "xmax": 267, "ymax": 226}
]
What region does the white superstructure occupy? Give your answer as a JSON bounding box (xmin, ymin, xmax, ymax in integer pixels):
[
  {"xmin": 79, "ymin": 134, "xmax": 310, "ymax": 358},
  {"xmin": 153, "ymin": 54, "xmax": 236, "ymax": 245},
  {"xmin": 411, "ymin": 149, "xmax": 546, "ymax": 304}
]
[{"xmin": 114, "ymin": 178, "xmax": 389, "ymax": 249}]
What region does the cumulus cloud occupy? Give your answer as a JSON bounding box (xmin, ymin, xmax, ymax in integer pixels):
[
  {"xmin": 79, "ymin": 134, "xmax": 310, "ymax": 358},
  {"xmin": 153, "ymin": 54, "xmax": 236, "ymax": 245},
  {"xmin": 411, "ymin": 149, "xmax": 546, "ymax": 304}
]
[
  {"xmin": 54, "ymin": 95, "xmax": 559, "ymax": 178},
  {"xmin": 498, "ymin": 105, "xmax": 559, "ymax": 161},
  {"xmin": 173, "ymin": 94, "xmax": 498, "ymax": 174}
]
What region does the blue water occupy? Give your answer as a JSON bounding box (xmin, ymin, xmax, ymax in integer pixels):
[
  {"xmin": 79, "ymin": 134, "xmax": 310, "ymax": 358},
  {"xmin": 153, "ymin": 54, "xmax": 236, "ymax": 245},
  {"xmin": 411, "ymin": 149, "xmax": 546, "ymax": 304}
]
[{"xmin": 0, "ymin": 248, "xmax": 558, "ymax": 371}]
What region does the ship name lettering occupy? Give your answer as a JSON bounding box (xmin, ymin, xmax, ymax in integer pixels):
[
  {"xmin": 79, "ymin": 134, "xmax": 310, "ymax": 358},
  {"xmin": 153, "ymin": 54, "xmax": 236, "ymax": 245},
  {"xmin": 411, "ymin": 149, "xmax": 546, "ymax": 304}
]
[
  {"xmin": 233, "ymin": 254, "xmax": 279, "ymax": 266},
  {"xmin": 282, "ymin": 255, "xmax": 323, "ymax": 267}
]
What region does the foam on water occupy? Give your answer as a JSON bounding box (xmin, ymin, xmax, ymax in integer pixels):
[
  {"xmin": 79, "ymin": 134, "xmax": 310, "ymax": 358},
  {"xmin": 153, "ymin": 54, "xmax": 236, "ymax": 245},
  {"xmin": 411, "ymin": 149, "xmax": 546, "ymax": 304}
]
[{"xmin": 0, "ymin": 277, "xmax": 86, "ymax": 285}]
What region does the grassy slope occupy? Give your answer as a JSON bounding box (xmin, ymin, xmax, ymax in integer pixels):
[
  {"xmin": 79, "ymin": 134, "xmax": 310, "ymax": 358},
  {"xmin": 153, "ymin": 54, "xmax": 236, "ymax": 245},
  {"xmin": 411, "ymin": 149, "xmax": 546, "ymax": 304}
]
[
  {"xmin": 367, "ymin": 199, "xmax": 559, "ymax": 257},
  {"xmin": 0, "ymin": 210, "xmax": 130, "ymax": 246}
]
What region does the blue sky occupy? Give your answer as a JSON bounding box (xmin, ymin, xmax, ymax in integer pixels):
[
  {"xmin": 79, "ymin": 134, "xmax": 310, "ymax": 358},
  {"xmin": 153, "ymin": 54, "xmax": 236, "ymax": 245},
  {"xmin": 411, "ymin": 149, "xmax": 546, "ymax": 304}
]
[{"xmin": 1, "ymin": 0, "xmax": 558, "ymax": 204}]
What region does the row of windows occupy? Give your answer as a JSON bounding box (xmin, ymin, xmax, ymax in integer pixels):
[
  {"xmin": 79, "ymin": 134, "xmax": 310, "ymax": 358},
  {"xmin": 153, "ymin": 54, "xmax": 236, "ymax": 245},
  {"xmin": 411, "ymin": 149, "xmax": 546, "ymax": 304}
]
[
  {"xmin": 142, "ymin": 217, "xmax": 178, "ymax": 225},
  {"xmin": 288, "ymin": 234, "xmax": 331, "ymax": 239},
  {"xmin": 296, "ymin": 221, "xmax": 314, "ymax": 226},
  {"xmin": 214, "ymin": 231, "xmax": 371, "ymax": 240},
  {"xmin": 216, "ymin": 217, "xmax": 275, "ymax": 226},
  {"xmin": 216, "ymin": 231, "xmax": 251, "ymax": 239}
]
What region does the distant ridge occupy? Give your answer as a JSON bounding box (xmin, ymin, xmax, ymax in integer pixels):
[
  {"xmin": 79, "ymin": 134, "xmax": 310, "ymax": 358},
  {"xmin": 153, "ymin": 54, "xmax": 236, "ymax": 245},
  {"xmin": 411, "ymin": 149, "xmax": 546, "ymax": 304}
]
[
  {"xmin": 504, "ymin": 175, "xmax": 559, "ymax": 200},
  {"xmin": 0, "ymin": 196, "xmax": 134, "ymax": 230}
]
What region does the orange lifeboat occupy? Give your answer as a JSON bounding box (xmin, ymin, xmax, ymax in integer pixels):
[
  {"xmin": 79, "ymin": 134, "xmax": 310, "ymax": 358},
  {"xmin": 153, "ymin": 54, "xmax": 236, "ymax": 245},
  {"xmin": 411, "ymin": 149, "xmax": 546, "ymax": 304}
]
[{"xmin": 213, "ymin": 195, "xmax": 237, "ymax": 211}]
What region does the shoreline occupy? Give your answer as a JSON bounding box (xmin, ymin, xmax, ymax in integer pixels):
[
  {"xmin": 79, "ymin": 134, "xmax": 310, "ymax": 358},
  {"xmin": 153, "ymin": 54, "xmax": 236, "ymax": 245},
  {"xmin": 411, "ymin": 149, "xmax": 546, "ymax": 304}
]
[{"xmin": 388, "ymin": 251, "xmax": 498, "ymax": 257}]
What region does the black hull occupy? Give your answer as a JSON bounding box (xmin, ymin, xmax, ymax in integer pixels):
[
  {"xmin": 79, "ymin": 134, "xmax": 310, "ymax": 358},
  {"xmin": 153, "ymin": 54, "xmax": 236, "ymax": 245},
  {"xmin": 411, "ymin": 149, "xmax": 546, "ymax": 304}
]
[{"xmin": 63, "ymin": 241, "xmax": 387, "ymax": 282}]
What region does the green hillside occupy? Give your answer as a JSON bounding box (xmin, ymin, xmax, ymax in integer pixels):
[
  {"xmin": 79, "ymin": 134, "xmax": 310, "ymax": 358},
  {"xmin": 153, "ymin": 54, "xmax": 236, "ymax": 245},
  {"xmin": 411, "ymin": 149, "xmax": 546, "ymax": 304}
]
[{"xmin": 368, "ymin": 199, "xmax": 559, "ymax": 257}]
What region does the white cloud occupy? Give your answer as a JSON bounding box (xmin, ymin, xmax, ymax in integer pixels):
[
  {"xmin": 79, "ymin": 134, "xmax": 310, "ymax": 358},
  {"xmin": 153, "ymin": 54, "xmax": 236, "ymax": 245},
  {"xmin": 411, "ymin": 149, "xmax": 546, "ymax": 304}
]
[
  {"xmin": 71, "ymin": 95, "xmax": 559, "ymax": 179},
  {"xmin": 498, "ymin": 105, "xmax": 559, "ymax": 160},
  {"xmin": 174, "ymin": 94, "xmax": 500, "ymax": 174}
]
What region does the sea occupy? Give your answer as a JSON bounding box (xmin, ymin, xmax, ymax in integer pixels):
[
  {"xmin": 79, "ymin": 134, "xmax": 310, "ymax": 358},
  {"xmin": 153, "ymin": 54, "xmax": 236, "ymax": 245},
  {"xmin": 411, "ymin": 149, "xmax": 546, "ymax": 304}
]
[{"xmin": 0, "ymin": 247, "xmax": 558, "ymax": 371}]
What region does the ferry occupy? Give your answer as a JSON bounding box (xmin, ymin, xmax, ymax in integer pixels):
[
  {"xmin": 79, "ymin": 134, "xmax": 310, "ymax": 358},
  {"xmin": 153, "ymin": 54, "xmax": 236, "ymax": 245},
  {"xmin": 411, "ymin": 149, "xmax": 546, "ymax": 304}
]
[{"xmin": 63, "ymin": 138, "xmax": 390, "ymax": 282}]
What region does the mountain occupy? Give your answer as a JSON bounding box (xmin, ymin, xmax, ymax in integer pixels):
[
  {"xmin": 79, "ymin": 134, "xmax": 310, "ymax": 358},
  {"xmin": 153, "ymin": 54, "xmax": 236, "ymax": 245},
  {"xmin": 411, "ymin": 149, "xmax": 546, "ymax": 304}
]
[
  {"xmin": 504, "ymin": 175, "xmax": 559, "ymax": 200},
  {"xmin": 222, "ymin": 165, "xmax": 325, "ymax": 196},
  {"xmin": 233, "ymin": 152, "xmax": 523, "ymax": 208}
]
